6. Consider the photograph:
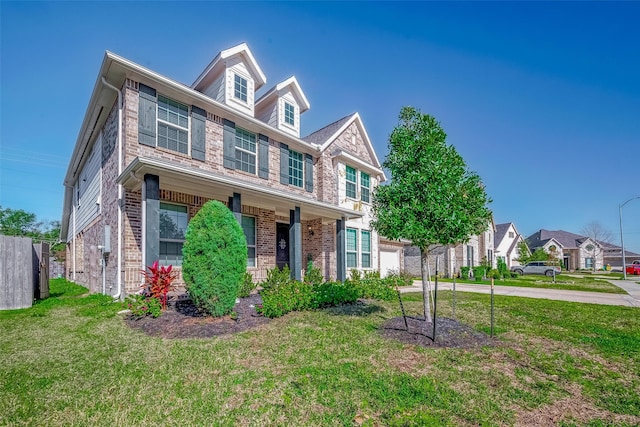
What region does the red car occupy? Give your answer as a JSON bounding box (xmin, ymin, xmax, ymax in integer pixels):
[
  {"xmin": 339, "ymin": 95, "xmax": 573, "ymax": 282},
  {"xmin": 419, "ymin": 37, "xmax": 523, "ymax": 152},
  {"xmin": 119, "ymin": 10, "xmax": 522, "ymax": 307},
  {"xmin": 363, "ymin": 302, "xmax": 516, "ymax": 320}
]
[{"xmin": 626, "ymin": 260, "xmax": 640, "ymax": 275}]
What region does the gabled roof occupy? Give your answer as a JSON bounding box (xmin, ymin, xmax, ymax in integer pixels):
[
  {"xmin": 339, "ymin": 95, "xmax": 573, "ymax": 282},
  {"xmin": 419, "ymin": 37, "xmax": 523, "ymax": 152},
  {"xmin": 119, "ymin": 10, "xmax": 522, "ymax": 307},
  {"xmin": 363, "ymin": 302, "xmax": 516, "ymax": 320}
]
[
  {"xmin": 302, "ymin": 114, "xmax": 353, "ymax": 145},
  {"xmin": 192, "ymin": 42, "xmax": 267, "ymax": 91},
  {"xmin": 302, "ymin": 112, "xmax": 383, "ymax": 172},
  {"xmin": 495, "ymin": 222, "xmax": 512, "ymax": 245},
  {"xmin": 527, "ymin": 229, "xmax": 599, "ymax": 250},
  {"xmin": 255, "ymin": 76, "xmax": 310, "ymax": 112}
]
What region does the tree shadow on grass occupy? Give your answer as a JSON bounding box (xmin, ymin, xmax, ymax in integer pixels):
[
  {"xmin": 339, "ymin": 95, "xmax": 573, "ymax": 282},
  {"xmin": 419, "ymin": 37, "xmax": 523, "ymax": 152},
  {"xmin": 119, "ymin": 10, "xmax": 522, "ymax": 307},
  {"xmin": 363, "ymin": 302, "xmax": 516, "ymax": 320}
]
[{"xmin": 324, "ymin": 300, "xmax": 386, "ymax": 317}]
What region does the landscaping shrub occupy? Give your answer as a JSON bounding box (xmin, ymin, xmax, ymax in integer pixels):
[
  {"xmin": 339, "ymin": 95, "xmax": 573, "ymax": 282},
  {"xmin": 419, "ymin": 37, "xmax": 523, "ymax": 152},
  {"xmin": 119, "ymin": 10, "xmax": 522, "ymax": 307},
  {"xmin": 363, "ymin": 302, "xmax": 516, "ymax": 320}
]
[
  {"xmin": 497, "ymin": 257, "xmax": 509, "ymax": 278},
  {"xmin": 486, "ymin": 268, "xmax": 501, "ymax": 280},
  {"xmin": 259, "ymin": 270, "xmax": 314, "ymax": 318},
  {"xmin": 141, "ymin": 260, "xmax": 177, "ymax": 311},
  {"xmin": 472, "ymin": 266, "xmax": 486, "ymax": 280},
  {"xmin": 237, "ymin": 272, "xmax": 256, "ymax": 298},
  {"xmin": 304, "ymin": 261, "xmax": 324, "ymax": 286},
  {"xmin": 347, "ymin": 275, "xmax": 397, "ymax": 301},
  {"xmin": 460, "ymin": 266, "xmax": 471, "ymax": 279},
  {"xmin": 124, "ymin": 294, "xmax": 162, "ymax": 318},
  {"xmin": 182, "ymin": 200, "xmax": 247, "ymax": 317},
  {"xmin": 313, "ymin": 281, "xmax": 359, "ymax": 308}
]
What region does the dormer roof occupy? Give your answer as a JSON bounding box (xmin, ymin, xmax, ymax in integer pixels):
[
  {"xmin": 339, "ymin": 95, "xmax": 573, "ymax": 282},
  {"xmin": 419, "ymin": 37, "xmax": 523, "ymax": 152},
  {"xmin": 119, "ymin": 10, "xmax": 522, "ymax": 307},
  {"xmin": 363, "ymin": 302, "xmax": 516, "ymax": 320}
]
[
  {"xmin": 192, "ymin": 42, "xmax": 267, "ymax": 92},
  {"xmin": 255, "ymin": 76, "xmax": 310, "ymax": 113}
]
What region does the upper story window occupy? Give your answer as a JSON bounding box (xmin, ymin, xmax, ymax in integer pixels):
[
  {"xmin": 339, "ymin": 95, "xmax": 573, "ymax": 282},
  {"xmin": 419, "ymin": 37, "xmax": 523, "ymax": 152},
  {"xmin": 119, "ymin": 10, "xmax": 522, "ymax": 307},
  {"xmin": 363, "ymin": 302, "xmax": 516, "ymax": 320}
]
[
  {"xmin": 235, "ymin": 127, "xmax": 256, "ymax": 174},
  {"xmin": 346, "ymin": 166, "xmax": 357, "ymax": 199},
  {"xmin": 508, "ymin": 231, "xmax": 514, "ymax": 238},
  {"xmin": 234, "ymin": 74, "xmax": 248, "ymax": 102},
  {"xmin": 159, "ymin": 202, "xmax": 188, "ymax": 266},
  {"xmin": 241, "ymin": 215, "xmax": 256, "ymax": 267},
  {"xmin": 289, "ymin": 149, "xmax": 304, "ymax": 187},
  {"xmin": 284, "ymin": 102, "xmax": 295, "ymax": 126},
  {"xmin": 360, "ymin": 172, "xmax": 370, "ymax": 203},
  {"xmin": 157, "ymin": 95, "xmax": 189, "ymax": 154}
]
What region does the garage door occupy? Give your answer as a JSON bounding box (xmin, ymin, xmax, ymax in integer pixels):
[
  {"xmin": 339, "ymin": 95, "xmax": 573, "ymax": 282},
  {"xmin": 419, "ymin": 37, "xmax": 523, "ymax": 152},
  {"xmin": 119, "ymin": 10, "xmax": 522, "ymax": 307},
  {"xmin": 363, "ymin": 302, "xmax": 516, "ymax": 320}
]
[{"xmin": 379, "ymin": 249, "xmax": 400, "ymax": 278}]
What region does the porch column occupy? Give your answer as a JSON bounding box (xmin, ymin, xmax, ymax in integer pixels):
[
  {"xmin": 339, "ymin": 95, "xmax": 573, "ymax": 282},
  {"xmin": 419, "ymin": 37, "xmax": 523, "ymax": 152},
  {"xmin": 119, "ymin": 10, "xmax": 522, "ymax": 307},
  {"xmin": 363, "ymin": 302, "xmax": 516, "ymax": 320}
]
[
  {"xmin": 228, "ymin": 192, "xmax": 242, "ymax": 223},
  {"xmin": 144, "ymin": 174, "xmax": 160, "ymax": 267},
  {"xmin": 336, "ymin": 217, "xmax": 346, "ymax": 282},
  {"xmin": 289, "ymin": 206, "xmax": 302, "ymax": 281}
]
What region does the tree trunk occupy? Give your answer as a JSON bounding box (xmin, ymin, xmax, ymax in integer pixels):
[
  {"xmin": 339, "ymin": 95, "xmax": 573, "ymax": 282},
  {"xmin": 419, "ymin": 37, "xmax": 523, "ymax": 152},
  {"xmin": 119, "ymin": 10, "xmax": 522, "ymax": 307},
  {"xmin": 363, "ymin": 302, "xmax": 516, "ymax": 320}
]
[{"xmin": 421, "ymin": 247, "xmax": 432, "ymax": 323}]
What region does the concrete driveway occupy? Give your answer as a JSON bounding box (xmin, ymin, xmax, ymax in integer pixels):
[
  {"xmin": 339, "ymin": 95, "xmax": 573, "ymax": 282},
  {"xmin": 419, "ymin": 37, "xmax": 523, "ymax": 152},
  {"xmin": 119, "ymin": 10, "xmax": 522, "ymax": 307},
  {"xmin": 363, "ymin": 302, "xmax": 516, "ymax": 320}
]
[{"xmin": 401, "ymin": 279, "xmax": 640, "ymax": 308}]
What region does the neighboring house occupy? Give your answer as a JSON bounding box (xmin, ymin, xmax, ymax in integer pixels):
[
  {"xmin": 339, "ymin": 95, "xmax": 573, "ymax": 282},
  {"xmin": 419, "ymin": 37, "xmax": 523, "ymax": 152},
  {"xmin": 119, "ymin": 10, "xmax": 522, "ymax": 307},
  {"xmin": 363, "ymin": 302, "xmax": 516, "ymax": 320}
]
[
  {"xmin": 595, "ymin": 242, "xmax": 640, "ymax": 270},
  {"xmin": 404, "ymin": 220, "xmax": 496, "ymax": 278},
  {"xmin": 494, "ymin": 222, "xmax": 526, "ymax": 268},
  {"xmin": 526, "ymin": 229, "xmax": 603, "ymax": 271},
  {"xmin": 60, "ymin": 43, "xmax": 388, "ymax": 296}
]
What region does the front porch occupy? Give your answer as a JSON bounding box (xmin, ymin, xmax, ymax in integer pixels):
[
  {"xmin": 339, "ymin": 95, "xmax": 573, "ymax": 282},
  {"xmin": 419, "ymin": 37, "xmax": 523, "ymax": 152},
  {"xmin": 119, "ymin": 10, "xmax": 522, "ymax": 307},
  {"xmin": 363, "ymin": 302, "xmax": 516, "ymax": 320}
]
[{"xmin": 118, "ymin": 156, "xmax": 361, "ymax": 293}]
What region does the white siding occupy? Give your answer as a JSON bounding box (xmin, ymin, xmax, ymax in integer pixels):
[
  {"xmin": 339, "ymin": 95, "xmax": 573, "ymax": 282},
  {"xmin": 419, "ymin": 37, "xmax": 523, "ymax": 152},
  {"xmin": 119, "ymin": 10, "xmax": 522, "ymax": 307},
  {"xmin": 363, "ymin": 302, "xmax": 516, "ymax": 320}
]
[
  {"xmin": 255, "ymin": 101, "xmax": 277, "ymax": 128},
  {"xmin": 202, "ymin": 72, "xmax": 225, "ymax": 103},
  {"xmin": 224, "ymin": 58, "xmax": 255, "ymax": 116},
  {"xmin": 74, "ymin": 134, "xmax": 102, "ymax": 234}
]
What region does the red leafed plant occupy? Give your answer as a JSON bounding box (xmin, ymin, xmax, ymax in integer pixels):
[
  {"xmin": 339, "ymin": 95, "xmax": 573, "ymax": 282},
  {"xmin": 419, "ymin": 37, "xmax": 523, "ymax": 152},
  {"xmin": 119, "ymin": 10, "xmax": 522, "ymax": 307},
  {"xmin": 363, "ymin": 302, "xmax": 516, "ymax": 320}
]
[{"xmin": 141, "ymin": 260, "xmax": 178, "ymax": 311}]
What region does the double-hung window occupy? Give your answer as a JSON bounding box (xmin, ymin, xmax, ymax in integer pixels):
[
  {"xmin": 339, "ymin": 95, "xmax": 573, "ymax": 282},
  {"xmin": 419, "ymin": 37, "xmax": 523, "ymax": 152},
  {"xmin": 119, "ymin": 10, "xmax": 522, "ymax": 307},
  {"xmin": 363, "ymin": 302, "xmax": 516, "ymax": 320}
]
[
  {"xmin": 284, "ymin": 102, "xmax": 295, "ymax": 126},
  {"xmin": 242, "ymin": 215, "xmax": 256, "ymax": 267},
  {"xmin": 157, "ymin": 96, "xmax": 189, "ymax": 154},
  {"xmin": 360, "ymin": 172, "xmax": 370, "ymax": 203},
  {"xmin": 235, "ymin": 128, "xmax": 256, "ymax": 174},
  {"xmin": 159, "ymin": 203, "xmax": 188, "ymax": 266},
  {"xmin": 346, "ymin": 228, "xmax": 358, "ymax": 268},
  {"xmin": 289, "ymin": 149, "xmax": 303, "ymax": 187},
  {"xmin": 361, "ymin": 230, "xmax": 371, "ymax": 268},
  {"xmin": 234, "ymin": 74, "xmax": 248, "ymax": 102},
  {"xmin": 346, "ymin": 166, "xmax": 357, "ymax": 199}
]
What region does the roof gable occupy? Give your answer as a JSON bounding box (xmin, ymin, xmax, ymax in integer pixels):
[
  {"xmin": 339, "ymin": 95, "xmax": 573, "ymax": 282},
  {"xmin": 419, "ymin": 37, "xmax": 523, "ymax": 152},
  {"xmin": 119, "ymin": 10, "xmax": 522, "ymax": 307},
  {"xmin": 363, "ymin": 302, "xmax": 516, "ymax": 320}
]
[
  {"xmin": 303, "ymin": 112, "xmax": 383, "ymax": 171},
  {"xmin": 192, "ymin": 42, "xmax": 267, "ymax": 92},
  {"xmin": 255, "ymin": 76, "xmax": 310, "ymax": 112}
]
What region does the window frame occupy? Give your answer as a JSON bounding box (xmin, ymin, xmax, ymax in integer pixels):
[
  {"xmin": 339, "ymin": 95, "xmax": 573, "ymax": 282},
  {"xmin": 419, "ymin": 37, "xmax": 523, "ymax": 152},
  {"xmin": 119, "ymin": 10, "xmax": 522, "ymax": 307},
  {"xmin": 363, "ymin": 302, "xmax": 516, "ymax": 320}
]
[
  {"xmin": 360, "ymin": 172, "xmax": 370, "ymax": 203},
  {"xmin": 159, "ymin": 202, "xmax": 189, "ymax": 267},
  {"xmin": 242, "ymin": 215, "xmax": 257, "ymax": 268},
  {"xmin": 345, "ymin": 165, "xmax": 357, "ymax": 199},
  {"xmin": 234, "ymin": 127, "xmax": 257, "ymax": 174},
  {"xmin": 361, "ymin": 230, "xmax": 371, "ymax": 268},
  {"xmin": 156, "ymin": 95, "xmax": 190, "ymax": 155},
  {"xmin": 234, "ymin": 74, "xmax": 248, "ymax": 103},
  {"xmin": 346, "ymin": 228, "xmax": 358, "ymax": 268},
  {"xmin": 284, "ymin": 102, "xmax": 295, "ymax": 126},
  {"xmin": 288, "ymin": 149, "xmax": 304, "ymax": 187}
]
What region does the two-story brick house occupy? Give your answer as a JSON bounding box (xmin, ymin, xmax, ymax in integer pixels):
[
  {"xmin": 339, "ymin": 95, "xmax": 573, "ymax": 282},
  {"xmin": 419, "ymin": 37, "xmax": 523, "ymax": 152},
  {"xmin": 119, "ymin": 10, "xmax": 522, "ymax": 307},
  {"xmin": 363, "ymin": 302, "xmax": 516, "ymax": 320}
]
[{"xmin": 61, "ymin": 43, "xmax": 392, "ymax": 297}]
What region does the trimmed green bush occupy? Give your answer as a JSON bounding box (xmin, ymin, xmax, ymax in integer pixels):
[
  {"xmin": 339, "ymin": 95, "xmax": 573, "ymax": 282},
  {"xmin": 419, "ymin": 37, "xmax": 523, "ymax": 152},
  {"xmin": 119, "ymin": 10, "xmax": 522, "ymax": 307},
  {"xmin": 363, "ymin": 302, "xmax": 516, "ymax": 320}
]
[
  {"xmin": 460, "ymin": 266, "xmax": 471, "ymax": 279},
  {"xmin": 472, "ymin": 266, "xmax": 486, "ymax": 280},
  {"xmin": 182, "ymin": 200, "xmax": 247, "ymax": 317},
  {"xmin": 237, "ymin": 272, "xmax": 256, "ymax": 298},
  {"xmin": 259, "ymin": 270, "xmax": 314, "ymax": 318},
  {"xmin": 304, "ymin": 261, "xmax": 324, "ymax": 286},
  {"xmin": 313, "ymin": 281, "xmax": 359, "ymax": 308}
]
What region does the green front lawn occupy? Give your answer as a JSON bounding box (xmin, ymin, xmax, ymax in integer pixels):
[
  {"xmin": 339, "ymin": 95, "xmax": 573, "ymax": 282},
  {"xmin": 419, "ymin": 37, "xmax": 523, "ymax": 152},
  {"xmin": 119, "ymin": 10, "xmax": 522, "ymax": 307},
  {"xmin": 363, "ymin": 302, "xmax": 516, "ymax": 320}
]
[
  {"xmin": 441, "ymin": 274, "xmax": 627, "ymax": 294},
  {"xmin": 1, "ymin": 279, "xmax": 638, "ymax": 426}
]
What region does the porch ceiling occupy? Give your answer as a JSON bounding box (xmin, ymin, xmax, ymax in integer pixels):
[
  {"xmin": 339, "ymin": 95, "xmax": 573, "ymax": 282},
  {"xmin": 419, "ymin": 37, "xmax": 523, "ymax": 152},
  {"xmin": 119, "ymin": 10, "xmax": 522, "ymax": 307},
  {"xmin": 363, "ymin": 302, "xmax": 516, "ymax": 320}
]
[{"xmin": 118, "ymin": 156, "xmax": 363, "ymax": 222}]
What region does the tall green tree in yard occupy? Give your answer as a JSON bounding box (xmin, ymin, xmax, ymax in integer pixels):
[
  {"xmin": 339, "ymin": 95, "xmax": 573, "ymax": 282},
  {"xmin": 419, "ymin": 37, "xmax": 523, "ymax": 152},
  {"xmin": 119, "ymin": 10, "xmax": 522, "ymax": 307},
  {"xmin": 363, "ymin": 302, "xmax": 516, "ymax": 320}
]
[{"xmin": 372, "ymin": 107, "xmax": 492, "ymax": 322}]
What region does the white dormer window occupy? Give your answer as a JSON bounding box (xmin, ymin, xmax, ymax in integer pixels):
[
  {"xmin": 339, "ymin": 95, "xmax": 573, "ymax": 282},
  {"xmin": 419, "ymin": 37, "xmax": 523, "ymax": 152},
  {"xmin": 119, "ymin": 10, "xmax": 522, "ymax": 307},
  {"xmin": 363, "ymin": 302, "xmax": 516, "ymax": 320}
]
[
  {"xmin": 284, "ymin": 102, "xmax": 295, "ymax": 126},
  {"xmin": 234, "ymin": 74, "xmax": 248, "ymax": 102}
]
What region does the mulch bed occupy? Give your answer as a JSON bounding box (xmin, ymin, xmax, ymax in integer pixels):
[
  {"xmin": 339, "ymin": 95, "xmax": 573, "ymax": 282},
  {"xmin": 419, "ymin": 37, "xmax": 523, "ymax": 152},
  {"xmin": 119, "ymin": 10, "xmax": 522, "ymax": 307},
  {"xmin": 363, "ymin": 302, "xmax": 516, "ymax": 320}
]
[
  {"xmin": 126, "ymin": 296, "xmax": 494, "ymax": 348},
  {"xmin": 125, "ymin": 294, "xmax": 270, "ymax": 339},
  {"xmin": 379, "ymin": 315, "xmax": 496, "ymax": 348}
]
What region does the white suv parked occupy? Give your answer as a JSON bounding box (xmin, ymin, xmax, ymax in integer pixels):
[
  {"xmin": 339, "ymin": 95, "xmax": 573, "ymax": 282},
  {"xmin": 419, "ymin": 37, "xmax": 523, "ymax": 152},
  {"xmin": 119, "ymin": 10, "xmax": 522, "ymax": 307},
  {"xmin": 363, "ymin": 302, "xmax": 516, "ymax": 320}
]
[{"xmin": 511, "ymin": 261, "xmax": 561, "ymax": 277}]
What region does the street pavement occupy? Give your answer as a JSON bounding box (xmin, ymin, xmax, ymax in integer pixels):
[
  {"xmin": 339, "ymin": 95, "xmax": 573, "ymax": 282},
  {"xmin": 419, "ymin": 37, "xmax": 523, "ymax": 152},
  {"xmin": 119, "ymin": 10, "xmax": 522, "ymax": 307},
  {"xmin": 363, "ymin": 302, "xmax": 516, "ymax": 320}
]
[{"xmin": 400, "ymin": 279, "xmax": 640, "ymax": 308}]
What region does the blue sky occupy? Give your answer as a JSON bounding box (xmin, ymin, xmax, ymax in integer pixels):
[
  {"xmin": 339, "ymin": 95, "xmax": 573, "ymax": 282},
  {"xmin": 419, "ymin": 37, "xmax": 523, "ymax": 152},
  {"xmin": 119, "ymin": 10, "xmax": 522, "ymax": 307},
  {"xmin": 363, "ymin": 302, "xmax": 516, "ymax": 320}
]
[{"xmin": 1, "ymin": 1, "xmax": 639, "ymax": 253}]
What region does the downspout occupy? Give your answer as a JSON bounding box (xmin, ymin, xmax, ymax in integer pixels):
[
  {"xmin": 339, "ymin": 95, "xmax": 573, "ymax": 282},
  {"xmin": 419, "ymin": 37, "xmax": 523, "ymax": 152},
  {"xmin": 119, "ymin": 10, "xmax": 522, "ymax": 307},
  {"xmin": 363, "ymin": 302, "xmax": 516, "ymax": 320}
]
[
  {"xmin": 72, "ymin": 201, "xmax": 76, "ymax": 281},
  {"xmin": 102, "ymin": 77, "xmax": 123, "ymax": 299}
]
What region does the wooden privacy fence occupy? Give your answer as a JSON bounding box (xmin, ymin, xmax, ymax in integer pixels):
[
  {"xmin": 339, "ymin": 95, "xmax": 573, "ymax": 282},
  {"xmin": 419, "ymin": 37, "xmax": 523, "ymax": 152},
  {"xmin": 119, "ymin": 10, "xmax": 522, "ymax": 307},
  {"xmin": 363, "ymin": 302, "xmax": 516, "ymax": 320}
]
[{"xmin": 0, "ymin": 235, "xmax": 50, "ymax": 310}]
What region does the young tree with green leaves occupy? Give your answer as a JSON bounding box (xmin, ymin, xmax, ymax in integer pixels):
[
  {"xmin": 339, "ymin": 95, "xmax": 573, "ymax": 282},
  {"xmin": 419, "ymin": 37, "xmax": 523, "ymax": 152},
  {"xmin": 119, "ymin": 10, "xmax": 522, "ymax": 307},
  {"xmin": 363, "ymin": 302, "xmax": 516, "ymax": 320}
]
[{"xmin": 372, "ymin": 107, "xmax": 492, "ymax": 322}]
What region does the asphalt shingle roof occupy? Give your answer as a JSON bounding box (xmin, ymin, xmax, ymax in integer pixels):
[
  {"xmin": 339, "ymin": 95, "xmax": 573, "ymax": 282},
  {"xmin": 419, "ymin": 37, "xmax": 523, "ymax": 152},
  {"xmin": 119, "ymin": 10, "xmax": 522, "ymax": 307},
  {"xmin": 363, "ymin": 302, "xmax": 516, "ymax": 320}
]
[
  {"xmin": 302, "ymin": 113, "xmax": 355, "ymax": 145},
  {"xmin": 494, "ymin": 223, "xmax": 512, "ymax": 246}
]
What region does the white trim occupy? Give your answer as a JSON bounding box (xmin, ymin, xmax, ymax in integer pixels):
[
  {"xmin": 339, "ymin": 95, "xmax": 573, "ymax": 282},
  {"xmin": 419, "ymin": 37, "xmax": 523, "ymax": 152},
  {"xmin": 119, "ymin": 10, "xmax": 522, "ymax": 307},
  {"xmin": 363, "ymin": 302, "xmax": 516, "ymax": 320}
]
[
  {"xmin": 255, "ymin": 76, "xmax": 310, "ymax": 112},
  {"xmin": 118, "ymin": 156, "xmax": 363, "ymax": 220},
  {"xmin": 192, "ymin": 42, "xmax": 266, "ymax": 90},
  {"xmin": 332, "ymin": 150, "xmax": 385, "ymax": 178}
]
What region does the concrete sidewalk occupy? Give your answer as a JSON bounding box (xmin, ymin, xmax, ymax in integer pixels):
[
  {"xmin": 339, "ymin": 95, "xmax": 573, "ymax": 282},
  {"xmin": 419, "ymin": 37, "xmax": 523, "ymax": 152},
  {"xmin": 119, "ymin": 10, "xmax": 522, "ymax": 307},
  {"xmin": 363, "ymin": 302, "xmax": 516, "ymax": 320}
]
[{"xmin": 400, "ymin": 280, "xmax": 640, "ymax": 308}]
